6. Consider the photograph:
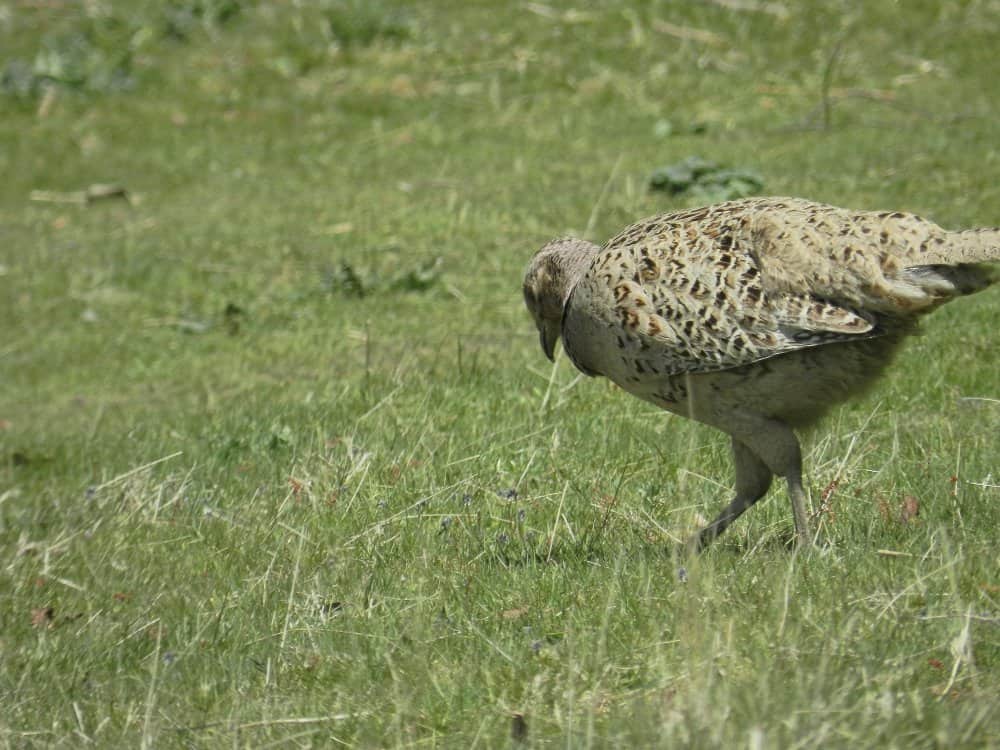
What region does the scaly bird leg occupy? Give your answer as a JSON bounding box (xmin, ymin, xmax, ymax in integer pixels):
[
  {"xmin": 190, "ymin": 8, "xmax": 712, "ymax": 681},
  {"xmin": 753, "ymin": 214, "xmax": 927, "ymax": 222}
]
[
  {"xmin": 733, "ymin": 416, "xmax": 813, "ymax": 548},
  {"xmin": 784, "ymin": 462, "xmax": 812, "ymax": 548},
  {"xmin": 690, "ymin": 437, "xmax": 773, "ymax": 553},
  {"xmin": 694, "ymin": 415, "xmax": 813, "ymax": 551}
]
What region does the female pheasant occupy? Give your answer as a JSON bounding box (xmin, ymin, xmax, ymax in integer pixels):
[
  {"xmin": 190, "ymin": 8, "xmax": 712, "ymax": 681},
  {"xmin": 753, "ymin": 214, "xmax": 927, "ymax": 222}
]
[{"xmin": 523, "ymin": 197, "xmax": 998, "ymax": 550}]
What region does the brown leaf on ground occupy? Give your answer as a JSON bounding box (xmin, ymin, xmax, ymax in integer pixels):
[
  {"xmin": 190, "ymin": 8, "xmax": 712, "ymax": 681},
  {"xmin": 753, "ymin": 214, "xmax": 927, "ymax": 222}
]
[
  {"xmin": 877, "ymin": 496, "xmax": 892, "ymax": 522},
  {"xmin": 31, "ymin": 607, "xmax": 54, "ymax": 629},
  {"xmin": 899, "ymin": 495, "xmax": 920, "ymax": 524},
  {"xmin": 501, "ymin": 607, "xmax": 529, "ymax": 620},
  {"xmin": 145, "ymin": 623, "xmax": 167, "ymax": 641},
  {"xmin": 820, "ymin": 479, "xmax": 840, "ymax": 503}
]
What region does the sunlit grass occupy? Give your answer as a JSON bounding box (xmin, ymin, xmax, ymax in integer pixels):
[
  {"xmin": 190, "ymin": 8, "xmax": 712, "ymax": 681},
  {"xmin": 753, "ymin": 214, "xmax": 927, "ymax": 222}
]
[{"xmin": 1, "ymin": 1, "xmax": 998, "ymax": 746}]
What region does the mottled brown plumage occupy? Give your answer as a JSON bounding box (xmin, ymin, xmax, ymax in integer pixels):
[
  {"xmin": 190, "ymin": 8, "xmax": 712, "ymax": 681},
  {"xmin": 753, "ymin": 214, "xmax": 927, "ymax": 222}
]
[{"xmin": 523, "ymin": 197, "xmax": 998, "ymax": 550}]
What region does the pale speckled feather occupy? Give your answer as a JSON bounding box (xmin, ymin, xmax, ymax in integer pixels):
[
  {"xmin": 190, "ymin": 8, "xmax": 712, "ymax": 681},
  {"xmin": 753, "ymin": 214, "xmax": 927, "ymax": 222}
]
[{"xmin": 560, "ymin": 197, "xmax": 998, "ymax": 378}]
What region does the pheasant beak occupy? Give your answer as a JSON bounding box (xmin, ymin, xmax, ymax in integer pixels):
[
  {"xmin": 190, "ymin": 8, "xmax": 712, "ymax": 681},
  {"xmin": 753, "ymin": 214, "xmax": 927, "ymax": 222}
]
[{"xmin": 539, "ymin": 320, "xmax": 559, "ymax": 361}]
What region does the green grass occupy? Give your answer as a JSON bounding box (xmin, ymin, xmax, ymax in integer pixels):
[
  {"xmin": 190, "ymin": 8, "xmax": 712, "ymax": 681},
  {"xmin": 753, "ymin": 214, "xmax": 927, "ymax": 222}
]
[{"xmin": 2, "ymin": 1, "xmax": 999, "ymax": 746}]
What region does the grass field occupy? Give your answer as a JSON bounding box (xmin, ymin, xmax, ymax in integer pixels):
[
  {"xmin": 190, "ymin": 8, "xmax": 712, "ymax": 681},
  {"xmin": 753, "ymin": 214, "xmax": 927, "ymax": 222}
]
[{"xmin": 2, "ymin": 1, "xmax": 999, "ymax": 747}]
